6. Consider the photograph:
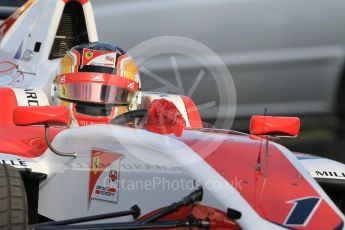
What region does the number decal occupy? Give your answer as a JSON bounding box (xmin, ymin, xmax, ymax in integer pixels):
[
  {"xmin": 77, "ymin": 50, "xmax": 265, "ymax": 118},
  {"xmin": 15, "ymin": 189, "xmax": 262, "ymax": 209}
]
[{"xmin": 284, "ymin": 197, "xmax": 321, "ymax": 226}]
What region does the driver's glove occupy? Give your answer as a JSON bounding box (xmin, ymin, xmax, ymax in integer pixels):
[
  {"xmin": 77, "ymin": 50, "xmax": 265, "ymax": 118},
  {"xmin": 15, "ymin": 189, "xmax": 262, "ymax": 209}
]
[{"xmin": 146, "ymin": 98, "xmax": 186, "ymax": 137}]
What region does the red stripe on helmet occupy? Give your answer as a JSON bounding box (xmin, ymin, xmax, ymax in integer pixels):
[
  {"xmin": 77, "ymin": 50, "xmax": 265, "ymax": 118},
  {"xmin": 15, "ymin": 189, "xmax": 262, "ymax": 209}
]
[{"xmin": 56, "ymin": 72, "xmax": 139, "ymax": 92}]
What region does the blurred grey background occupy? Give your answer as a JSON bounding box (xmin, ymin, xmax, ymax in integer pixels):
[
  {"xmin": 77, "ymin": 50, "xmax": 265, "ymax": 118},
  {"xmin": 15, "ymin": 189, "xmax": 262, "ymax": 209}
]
[{"xmin": 1, "ymin": 0, "xmax": 345, "ymax": 162}]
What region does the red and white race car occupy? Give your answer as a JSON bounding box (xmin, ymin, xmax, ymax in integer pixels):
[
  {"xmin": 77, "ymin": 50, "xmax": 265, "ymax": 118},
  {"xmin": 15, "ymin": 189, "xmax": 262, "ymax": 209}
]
[{"xmin": 0, "ymin": 1, "xmax": 345, "ymax": 229}]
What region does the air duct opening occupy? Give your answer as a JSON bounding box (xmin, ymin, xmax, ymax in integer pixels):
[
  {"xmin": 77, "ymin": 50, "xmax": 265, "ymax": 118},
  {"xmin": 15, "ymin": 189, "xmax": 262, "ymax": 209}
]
[{"xmin": 49, "ymin": 1, "xmax": 89, "ymax": 60}]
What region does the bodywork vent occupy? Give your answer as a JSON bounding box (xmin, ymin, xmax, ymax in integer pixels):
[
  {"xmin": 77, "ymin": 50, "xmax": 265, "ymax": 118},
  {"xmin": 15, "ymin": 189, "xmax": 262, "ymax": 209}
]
[{"xmin": 49, "ymin": 1, "xmax": 89, "ymax": 60}]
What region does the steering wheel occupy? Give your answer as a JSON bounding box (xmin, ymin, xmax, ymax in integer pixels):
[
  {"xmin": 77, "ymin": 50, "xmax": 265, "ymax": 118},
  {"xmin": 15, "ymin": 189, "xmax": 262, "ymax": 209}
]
[{"xmin": 110, "ymin": 109, "xmax": 147, "ymax": 125}]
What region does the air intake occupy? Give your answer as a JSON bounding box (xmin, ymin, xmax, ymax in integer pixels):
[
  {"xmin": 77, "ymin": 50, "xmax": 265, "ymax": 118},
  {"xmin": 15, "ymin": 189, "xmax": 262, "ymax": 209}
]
[{"xmin": 49, "ymin": 1, "xmax": 89, "ymax": 59}]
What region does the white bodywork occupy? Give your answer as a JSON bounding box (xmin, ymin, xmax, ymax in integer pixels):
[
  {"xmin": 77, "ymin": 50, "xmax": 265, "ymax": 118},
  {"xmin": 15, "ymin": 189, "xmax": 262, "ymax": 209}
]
[
  {"xmin": 1, "ymin": 121, "xmax": 344, "ymax": 229},
  {"xmin": 297, "ymin": 154, "xmax": 345, "ymax": 181}
]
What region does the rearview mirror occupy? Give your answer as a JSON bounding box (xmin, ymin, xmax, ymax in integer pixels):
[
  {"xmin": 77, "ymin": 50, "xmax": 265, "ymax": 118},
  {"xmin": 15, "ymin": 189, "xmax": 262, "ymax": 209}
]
[
  {"xmin": 250, "ymin": 115, "xmax": 300, "ymax": 137},
  {"xmin": 14, "ymin": 106, "xmax": 70, "ymax": 127},
  {"xmin": 13, "ymin": 106, "xmax": 76, "ymax": 158}
]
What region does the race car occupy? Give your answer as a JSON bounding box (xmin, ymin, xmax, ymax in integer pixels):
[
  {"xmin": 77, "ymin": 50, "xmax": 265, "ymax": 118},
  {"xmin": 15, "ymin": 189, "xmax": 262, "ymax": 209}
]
[{"xmin": 0, "ymin": 0, "xmax": 345, "ymax": 229}]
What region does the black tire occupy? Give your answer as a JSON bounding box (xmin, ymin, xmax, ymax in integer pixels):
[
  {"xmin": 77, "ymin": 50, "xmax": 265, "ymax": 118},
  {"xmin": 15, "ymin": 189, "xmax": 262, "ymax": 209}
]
[{"xmin": 0, "ymin": 163, "xmax": 27, "ymax": 230}]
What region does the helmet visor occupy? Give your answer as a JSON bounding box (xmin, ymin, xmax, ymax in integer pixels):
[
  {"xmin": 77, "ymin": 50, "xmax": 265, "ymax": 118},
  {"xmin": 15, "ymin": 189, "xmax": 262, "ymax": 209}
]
[{"xmin": 55, "ymin": 72, "xmax": 139, "ymax": 104}]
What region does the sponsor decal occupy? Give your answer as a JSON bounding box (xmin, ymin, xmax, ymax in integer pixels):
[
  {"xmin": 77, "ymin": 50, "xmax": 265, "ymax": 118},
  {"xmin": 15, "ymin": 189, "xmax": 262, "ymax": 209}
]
[
  {"xmin": 92, "ymin": 155, "xmax": 100, "ymax": 175},
  {"xmin": 60, "ymin": 75, "xmax": 66, "ymax": 83},
  {"xmin": 0, "ymin": 158, "xmax": 29, "ymax": 169},
  {"xmin": 85, "ymin": 50, "xmax": 94, "ymax": 60},
  {"xmin": 82, "ymin": 49, "xmax": 117, "ymax": 68},
  {"xmin": 127, "ymin": 82, "xmax": 134, "ymax": 90},
  {"xmin": 24, "ymin": 89, "xmax": 39, "ymax": 106},
  {"xmin": 12, "ymin": 88, "xmax": 49, "ymax": 106},
  {"xmin": 63, "ymin": 162, "xmax": 183, "ymax": 173},
  {"xmin": 105, "ymin": 55, "xmax": 114, "ymax": 62},
  {"xmin": 14, "ymin": 41, "xmax": 23, "ymax": 59},
  {"xmin": 109, "ymin": 170, "xmax": 117, "ymax": 182},
  {"xmin": 314, "ymin": 170, "xmax": 345, "ymax": 179},
  {"xmin": 91, "ymin": 75, "xmax": 104, "ymax": 82},
  {"xmin": 284, "ymin": 197, "xmax": 321, "ymax": 227},
  {"xmin": 76, "ymin": 119, "xmax": 109, "ymax": 127},
  {"xmin": 88, "ymin": 148, "xmax": 123, "ymax": 206}
]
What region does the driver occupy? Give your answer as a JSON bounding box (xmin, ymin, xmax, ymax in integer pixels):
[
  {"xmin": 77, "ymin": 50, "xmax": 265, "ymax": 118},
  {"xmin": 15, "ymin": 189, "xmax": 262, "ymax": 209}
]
[{"xmin": 52, "ymin": 41, "xmax": 185, "ymax": 136}]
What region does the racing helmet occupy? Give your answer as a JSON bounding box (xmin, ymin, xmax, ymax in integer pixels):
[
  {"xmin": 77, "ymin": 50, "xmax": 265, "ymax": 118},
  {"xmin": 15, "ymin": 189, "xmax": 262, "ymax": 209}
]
[{"xmin": 53, "ymin": 42, "xmax": 141, "ymax": 126}]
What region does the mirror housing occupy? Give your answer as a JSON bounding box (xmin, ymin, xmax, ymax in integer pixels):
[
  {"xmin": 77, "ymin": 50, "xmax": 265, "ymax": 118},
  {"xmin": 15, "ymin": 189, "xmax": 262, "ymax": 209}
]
[
  {"xmin": 250, "ymin": 115, "xmax": 300, "ymax": 137},
  {"xmin": 14, "ymin": 106, "xmax": 70, "ymax": 127},
  {"xmin": 13, "ymin": 106, "xmax": 76, "ymax": 158}
]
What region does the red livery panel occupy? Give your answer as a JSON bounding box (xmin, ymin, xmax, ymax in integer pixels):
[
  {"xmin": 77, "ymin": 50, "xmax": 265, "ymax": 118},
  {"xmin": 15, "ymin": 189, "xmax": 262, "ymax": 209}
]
[
  {"xmin": 0, "ymin": 87, "xmax": 62, "ymax": 157},
  {"xmin": 180, "ymin": 131, "xmax": 343, "ymax": 229}
]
